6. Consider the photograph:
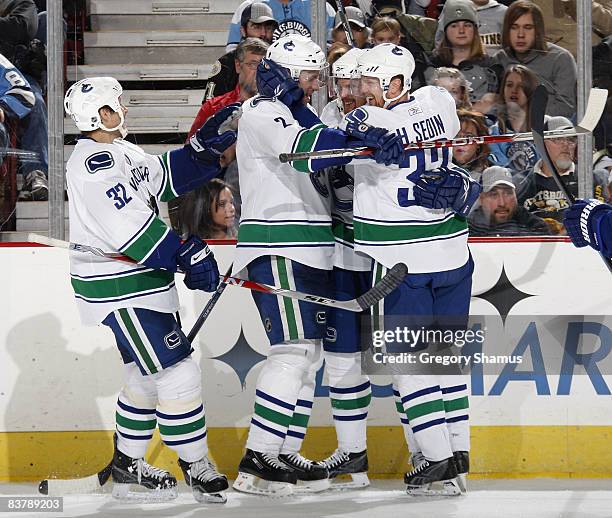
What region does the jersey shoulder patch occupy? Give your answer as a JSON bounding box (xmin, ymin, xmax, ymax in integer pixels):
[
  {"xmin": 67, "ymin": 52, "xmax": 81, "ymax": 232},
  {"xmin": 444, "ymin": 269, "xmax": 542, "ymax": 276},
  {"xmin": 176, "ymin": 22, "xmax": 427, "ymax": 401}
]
[{"xmin": 85, "ymin": 151, "xmax": 115, "ymax": 174}]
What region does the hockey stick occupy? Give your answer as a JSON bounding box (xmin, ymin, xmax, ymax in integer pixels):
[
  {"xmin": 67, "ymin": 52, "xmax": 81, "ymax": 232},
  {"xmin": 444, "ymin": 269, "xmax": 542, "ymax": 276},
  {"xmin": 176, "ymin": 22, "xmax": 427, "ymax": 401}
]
[
  {"xmin": 530, "ymin": 85, "xmax": 612, "ymax": 274},
  {"xmin": 187, "ymin": 264, "xmax": 233, "ymax": 342},
  {"xmin": 278, "ymin": 88, "xmax": 608, "ymax": 163},
  {"xmin": 28, "ymin": 233, "xmax": 408, "ymax": 311},
  {"xmin": 334, "ymin": 0, "xmax": 355, "ymax": 47},
  {"xmin": 39, "ymin": 461, "xmax": 112, "ymax": 496}
]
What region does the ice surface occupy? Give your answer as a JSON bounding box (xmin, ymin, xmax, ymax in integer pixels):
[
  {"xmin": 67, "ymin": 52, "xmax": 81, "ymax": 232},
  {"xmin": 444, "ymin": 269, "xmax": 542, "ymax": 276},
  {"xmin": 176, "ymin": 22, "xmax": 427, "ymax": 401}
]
[{"xmin": 1, "ymin": 479, "xmax": 612, "ymax": 518}]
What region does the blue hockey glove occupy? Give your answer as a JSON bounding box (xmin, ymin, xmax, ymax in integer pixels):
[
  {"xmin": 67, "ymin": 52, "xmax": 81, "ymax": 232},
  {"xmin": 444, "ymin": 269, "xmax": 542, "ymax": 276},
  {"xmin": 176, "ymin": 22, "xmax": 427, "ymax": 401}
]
[
  {"xmin": 563, "ymin": 198, "xmax": 610, "ymax": 252},
  {"xmin": 175, "ymin": 236, "xmax": 220, "ymax": 292},
  {"xmin": 408, "ymin": 166, "xmax": 482, "ymax": 217},
  {"xmin": 256, "ymin": 58, "xmax": 304, "ymax": 107},
  {"xmin": 344, "ymin": 120, "xmax": 404, "ymax": 166},
  {"xmin": 189, "ymin": 103, "xmax": 240, "ymax": 164}
]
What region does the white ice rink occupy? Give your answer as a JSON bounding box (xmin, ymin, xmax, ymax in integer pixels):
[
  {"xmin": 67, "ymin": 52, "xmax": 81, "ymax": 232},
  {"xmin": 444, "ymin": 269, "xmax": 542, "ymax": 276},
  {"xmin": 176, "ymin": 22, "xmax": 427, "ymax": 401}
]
[{"xmin": 1, "ymin": 479, "xmax": 612, "ymax": 518}]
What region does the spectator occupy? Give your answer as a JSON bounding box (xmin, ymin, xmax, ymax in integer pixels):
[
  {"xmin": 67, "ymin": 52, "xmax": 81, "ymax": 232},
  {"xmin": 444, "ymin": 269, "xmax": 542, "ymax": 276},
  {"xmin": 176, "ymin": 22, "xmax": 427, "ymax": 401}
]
[
  {"xmin": 453, "ymin": 109, "xmax": 495, "ymax": 182},
  {"xmin": 435, "ymin": 0, "xmax": 507, "ymax": 55},
  {"xmin": 226, "ymin": 0, "xmax": 336, "ymax": 53},
  {"xmin": 368, "ymin": 0, "xmax": 437, "ymax": 89},
  {"xmin": 468, "ymin": 165, "xmax": 550, "ymax": 236},
  {"xmin": 178, "ymin": 178, "xmax": 238, "ymax": 241},
  {"xmin": 203, "ymin": 3, "xmax": 277, "ymax": 102},
  {"xmin": 426, "ymin": 0, "xmax": 502, "ymax": 105},
  {"xmin": 493, "ymin": 0, "xmax": 577, "ymax": 119},
  {"xmin": 514, "ymin": 116, "xmax": 577, "ymax": 234},
  {"xmin": 593, "ymin": 152, "xmax": 612, "ymax": 202},
  {"xmin": 371, "ymin": 16, "xmax": 402, "ymax": 45},
  {"xmin": 370, "ymin": 0, "xmax": 431, "ymax": 17},
  {"xmin": 488, "ymin": 64, "xmax": 539, "ymax": 175},
  {"xmin": 331, "ymin": 6, "xmax": 371, "ymax": 49},
  {"xmin": 430, "ymin": 67, "xmax": 472, "ymax": 110},
  {"xmin": 188, "ymin": 38, "xmax": 268, "ymax": 139},
  {"xmin": 0, "ymin": 0, "xmax": 38, "ymax": 62},
  {"xmin": 560, "ymin": 0, "xmax": 612, "ymax": 43}
]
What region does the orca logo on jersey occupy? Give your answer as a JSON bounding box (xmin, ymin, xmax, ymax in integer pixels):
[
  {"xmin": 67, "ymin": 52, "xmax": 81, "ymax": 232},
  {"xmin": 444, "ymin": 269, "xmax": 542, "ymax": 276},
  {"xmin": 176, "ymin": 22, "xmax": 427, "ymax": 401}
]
[
  {"xmin": 80, "ymin": 83, "xmax": 93, "ymax": 93},
  {"xmin": 85, "ymin": 151, "xmax": 114, "ymax": 174},
  {"xmin": 164, "ymin": 331, "xmax": 182, "ymax": 350},
  {"xmin": 392, "ymin": 46, "xmax": 403, "ymax": 55}
]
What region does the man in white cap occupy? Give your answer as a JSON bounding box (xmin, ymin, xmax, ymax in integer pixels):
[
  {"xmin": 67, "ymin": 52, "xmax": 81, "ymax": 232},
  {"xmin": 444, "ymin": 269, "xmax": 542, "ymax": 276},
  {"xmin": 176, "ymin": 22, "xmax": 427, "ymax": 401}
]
[{"xmin": 468, "ymin": 166, "xmax": 549, "ymax": 235}]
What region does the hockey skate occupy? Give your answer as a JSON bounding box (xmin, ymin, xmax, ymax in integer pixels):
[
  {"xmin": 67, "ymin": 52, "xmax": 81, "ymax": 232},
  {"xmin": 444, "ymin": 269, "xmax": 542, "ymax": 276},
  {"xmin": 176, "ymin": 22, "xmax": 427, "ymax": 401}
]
[
  {"xmin": 316, "ymin": 449, "xmax": 369, "ymax": 489},
  {"xmin": 404, "ymin": 457, "xmax": 461, "ymax": 497},
  {"xmin": 278, "ymin": 452, "xmax": 330, "ymax": 493},
  {"xmin": 178, "ymin": 456, "xmax": 228, "ymax": 504},
  {"xmin": 453, "ymin": 451, "xmax": 469, "ymax": 493},
  {"xmin": 111, "ymin": 438, "xmax": 177, "ymax": 502},
  {"xmin": 233, "ymin": 449, "xmax": 297, "ymax": 497}
]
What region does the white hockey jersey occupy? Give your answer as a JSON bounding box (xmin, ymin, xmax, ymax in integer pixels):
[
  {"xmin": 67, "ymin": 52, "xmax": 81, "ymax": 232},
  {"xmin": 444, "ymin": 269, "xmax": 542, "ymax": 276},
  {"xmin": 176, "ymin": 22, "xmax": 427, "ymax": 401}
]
[
  {"xmin": 66, "ymin": 138, "xmax": 181, "ymax": 326},
  {"xmin": 320, "ymin": 100, "xmax": 371, "ymax": 272},
  {"xmin": 341, "ymin": 86, "xmax": 468, "ymax": 273},
  {"xmin": 234, "ymin": 97, "xmax": 336, "ymax": 274}
]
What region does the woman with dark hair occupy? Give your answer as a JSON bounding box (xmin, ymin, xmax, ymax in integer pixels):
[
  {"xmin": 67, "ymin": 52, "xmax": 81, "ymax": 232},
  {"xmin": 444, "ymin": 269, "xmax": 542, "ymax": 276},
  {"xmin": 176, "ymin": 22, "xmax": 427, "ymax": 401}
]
[
  {"xmin": 488, "ymin": 64, "xmax": 540, "ymax": 174},
  {"xmin": 426, "ymin": 0, "xmax": 502, "ymax": 104},
  {"xmin": 493, "ymin": 0, "xmax": 577, "ymax": 118},
  {"xmin": 453, "ymin": 109, "xmax": 495, "ymax": 183},
  {"xmin": 178, "ymin": 178, "xmax": 237, "ymax": 240}
]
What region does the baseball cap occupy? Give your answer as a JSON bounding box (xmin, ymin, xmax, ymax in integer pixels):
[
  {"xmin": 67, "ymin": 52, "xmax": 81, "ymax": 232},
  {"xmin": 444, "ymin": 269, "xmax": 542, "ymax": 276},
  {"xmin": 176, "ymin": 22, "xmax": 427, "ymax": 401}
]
[
  {"xmin": 443, "ymin": 0, "xmax": 478, "ymax": 30},
  {"xmin": 373, "ymin": 0, "xmax": 403, "ymax": 16},
  {"xmin": 241, "ymin": 2, "xmax": 276, "ymax": 27},
  {"xmin": 481, "ymin": 166, "xmax": 515, "ymax": 193},
  {"xmin": 543, "ymin": 115, "xmax": 573, "ymax": 132},
  {"xmin": 334, "ymin": 6, "xmax": 367, "ymax": 29}
]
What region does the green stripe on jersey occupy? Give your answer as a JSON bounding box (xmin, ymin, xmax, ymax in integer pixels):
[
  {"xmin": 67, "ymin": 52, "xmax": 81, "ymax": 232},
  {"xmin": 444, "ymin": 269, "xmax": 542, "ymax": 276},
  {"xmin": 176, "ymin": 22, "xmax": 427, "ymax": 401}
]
[
  {"xmin": 116, "ymin": 413, "xmax": 157, "ymax": 431},
  {"xmin": 444, "ymin": 397, "xmax": 469, "ymax": 413},
  {"xmin": 122, "ymin": 217, "xmax": 170, "ymax": 261},
  {"xmin": 71, "ymin": 269, "xmax": 174, "ymax": 299},
  {"xmin": 291, "ymin": 125, "xmax": 325, "ymax": 173},
  {"xmin": 254, "ymin": 403, "xmax": 293, "ymax": 428},
  {"xmin": 159, "ymin": 152, "xmax": 179, "ymax": 202},
  {"xmin": 406, "ymin": 399, "xmax": 445, "ymax": 421},
  {"xmin": 332, "ymin": 220, "xmax": 354, "ymax": 244},
  {"xmin": 237, "ymin": 223, "xmax": 333, "ymax": 245},
  {"xmin": 331, "ymin": 394, "xmax": 372, "ymax": 410},
  {"xmin": 354, "ymin": 216, "xmax": 467, "ymax": 243}
]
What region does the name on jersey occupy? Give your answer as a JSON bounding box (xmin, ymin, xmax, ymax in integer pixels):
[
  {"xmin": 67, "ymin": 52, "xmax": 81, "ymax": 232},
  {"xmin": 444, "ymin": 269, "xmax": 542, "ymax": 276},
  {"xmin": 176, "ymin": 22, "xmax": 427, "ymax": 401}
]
[
  {"xmin": 128, "ymin": 165, "xmax": 150, "ymax": 191},
  {"xmin": 396, "ymin": 114, "xmax": 446, "ymax": 144}
]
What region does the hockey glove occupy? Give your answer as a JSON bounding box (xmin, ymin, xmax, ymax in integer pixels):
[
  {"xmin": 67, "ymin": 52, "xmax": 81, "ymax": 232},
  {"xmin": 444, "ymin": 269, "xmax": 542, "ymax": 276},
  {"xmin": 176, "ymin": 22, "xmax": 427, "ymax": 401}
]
[
  {"xmin": 189, "ymin": 103, "xmax": 240, "ymax": 165},
  {"xmin": 563, "ymin": 199, "xmax": 610, "ymax": 252},
  {"xmin": 175, "ymin": 236, "xmax": 220, "ymax": 292},
  {"xmin": 345, "ymin": 120, "xmax": 404, "ymax": 166},
  {"xmin": 256, "ymin": 58, "xmax": 304, "ymax": 107},
  {"xmin": 408, "ymin": 166, "xmax": 482, "ymax": 217}
]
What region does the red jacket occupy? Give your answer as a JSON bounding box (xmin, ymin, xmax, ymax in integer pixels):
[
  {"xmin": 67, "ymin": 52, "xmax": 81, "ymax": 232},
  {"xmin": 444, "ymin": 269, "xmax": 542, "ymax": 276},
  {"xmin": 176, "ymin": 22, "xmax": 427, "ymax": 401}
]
[{"xmin": 187, "ymin": 84, "xmax": 241, "ymax": 139}]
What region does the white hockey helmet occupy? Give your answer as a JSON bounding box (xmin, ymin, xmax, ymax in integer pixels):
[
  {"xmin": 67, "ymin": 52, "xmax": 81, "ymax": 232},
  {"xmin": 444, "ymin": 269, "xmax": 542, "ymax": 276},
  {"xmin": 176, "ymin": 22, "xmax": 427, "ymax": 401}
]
[
  {"xmin": 64, "ymin": 77, "xmax": 127, "ymax": 137},
  {"xmin": 357, "ymin": 43, "xmax": 416, "ymax": 106},
  {"xmin": 332, "ymin": 47, "xmax": 366, "ymax": 80},
  {"xmin": 331, "ymin": 48, "xmax": 366, "ymax": 112},
  {"xmin": 266, "ymin": 34, "xmax": 328, "ymax": 83}
]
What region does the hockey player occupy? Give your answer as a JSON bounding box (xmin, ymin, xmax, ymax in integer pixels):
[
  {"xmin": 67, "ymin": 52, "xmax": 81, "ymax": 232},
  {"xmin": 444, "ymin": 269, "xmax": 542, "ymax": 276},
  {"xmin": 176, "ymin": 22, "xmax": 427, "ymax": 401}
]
[
  {"xmin": 231, "ymin": 34, "xmax": 404, "ymax": 497},
  {"xmin": 564, "ymin": 199, "xmax": 612, "ymax": 258},
  {"xmin": 63, "ymin": 77, "xmax": 237, "ymax": 504},
  {"xmin": 339, "ymin": 43, "xmax": 481, "ymax": 495}
]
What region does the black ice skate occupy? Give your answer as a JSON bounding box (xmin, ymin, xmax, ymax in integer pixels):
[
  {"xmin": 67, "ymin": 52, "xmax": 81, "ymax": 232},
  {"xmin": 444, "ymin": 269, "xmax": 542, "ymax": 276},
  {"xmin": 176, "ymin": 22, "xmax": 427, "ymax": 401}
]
[
  {"xmin": 453, "ymin": 451, "xmax": 469, "ymax": 493},
  {"xmin": 178, "ymin": 456, "xmax": 228, "ymax": 504},
  {"xmin": 233, "ymin": 449, "xmax": 297, "ymax": 497},
  {"xmin": 111, "ymin": 436, "xmax": 177, "ymax": 502},
  {"xmin": 278, "ymin": 452, "xmax": 330, "ymax": 492},
  {"xmin": 404, "ymin": 457, "xmax": 460, "ymax": 497},
  {"xmin": 316, "ymin": 449, "xmax": 369, "ymax": 489}
]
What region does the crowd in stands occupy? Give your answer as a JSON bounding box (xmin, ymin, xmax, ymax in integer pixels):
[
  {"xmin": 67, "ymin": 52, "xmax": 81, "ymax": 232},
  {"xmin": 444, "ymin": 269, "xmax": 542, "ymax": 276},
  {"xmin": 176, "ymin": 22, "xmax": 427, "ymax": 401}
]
[
  {"xmin": 181, "ymin": 0, "xmax": 611, "ymax": 240},
  {"xmin": 0, "ymin": 0, "xmax": 49, "ymax": 218}
]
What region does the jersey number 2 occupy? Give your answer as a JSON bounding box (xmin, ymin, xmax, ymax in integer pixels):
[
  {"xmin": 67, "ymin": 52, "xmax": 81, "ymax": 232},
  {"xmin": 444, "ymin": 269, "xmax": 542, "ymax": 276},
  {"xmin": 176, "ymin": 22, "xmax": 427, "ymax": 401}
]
[{"xmin": 106, "ymin": 183, "xmax": 132, "ymax": 210}]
